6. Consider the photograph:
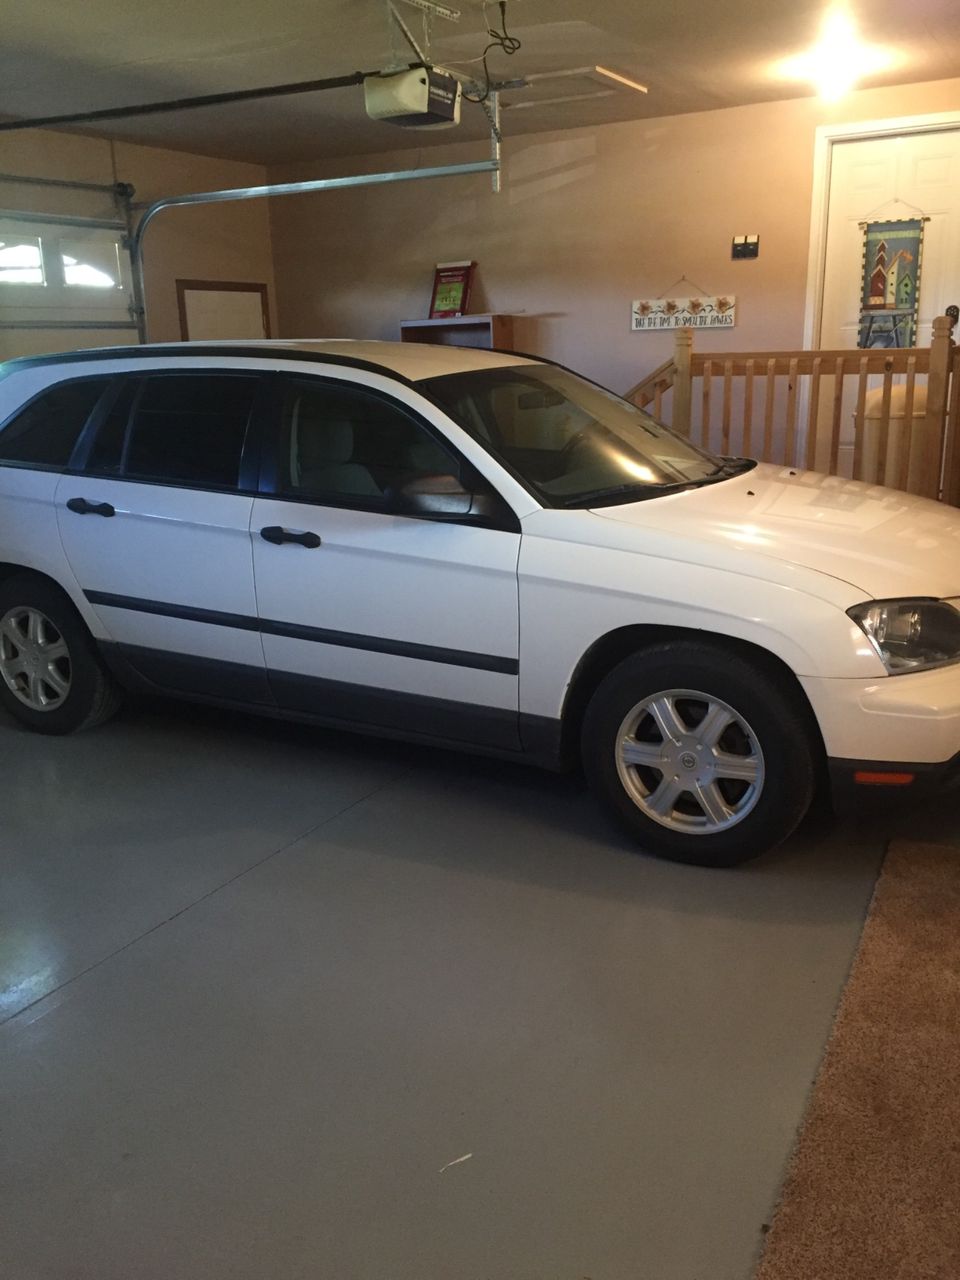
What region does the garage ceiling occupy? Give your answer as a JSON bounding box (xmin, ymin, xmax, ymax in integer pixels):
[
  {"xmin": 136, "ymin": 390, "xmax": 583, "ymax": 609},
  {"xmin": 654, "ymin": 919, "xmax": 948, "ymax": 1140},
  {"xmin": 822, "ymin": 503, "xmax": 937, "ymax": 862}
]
[{"xmin": 1, "ymin": 0, "xmax": 958, "ymax": 164}]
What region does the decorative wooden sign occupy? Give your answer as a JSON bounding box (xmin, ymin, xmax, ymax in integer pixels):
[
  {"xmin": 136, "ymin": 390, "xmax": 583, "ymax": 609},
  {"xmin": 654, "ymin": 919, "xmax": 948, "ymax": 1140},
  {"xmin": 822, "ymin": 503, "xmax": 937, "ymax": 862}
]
[
  {"xmin": 632, "ymin": 296, "xmax": 736, "ymax": 330},
  {"xmin": 430, "ymin": 260, "xmax": 476, "ymax": 318}
]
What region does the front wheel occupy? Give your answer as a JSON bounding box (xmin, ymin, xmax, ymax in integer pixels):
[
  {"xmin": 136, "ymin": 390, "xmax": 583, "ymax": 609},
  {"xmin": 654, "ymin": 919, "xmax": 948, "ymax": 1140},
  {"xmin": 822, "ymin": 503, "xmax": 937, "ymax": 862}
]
[{"xmin": 582, "ymin": 643, "xmax": 816, "ymax": 867}]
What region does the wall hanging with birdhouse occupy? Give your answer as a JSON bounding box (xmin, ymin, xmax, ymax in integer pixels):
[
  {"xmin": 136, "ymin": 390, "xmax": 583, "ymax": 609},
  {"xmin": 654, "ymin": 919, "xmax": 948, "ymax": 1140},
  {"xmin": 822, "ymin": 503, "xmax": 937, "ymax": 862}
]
[{"xmin": 857, "ymin": 218, "xmax": 925, "ymax": 348}]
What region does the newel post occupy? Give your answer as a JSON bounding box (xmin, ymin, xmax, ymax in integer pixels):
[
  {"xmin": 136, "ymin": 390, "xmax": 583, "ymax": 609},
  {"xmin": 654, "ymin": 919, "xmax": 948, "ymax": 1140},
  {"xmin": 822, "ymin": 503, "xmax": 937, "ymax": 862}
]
[
  {"xmin": 935, "ymin": 313, "xmax": 960, "ymax": 506},
  {"xmin": 673, "ymin": 327, "xmax": 693, "ymax": 435},
  {"xmin": 926, "ymin": 315, "xmax": 956, "ymax": 501}
]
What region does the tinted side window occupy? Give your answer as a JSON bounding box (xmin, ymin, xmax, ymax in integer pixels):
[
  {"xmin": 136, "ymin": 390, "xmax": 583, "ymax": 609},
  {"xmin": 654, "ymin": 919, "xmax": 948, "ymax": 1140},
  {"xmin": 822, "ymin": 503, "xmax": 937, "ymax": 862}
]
[
  {"xmin": 120, "ymin": 375, "xmax": 258, "ymax": 489},
  {"xmin": 0, "ymin": 378, "xmax": 108, "ymax": 469},
  {"xmin": 280, "ymin": 381, "xmax": 457, "ymax": 504}
]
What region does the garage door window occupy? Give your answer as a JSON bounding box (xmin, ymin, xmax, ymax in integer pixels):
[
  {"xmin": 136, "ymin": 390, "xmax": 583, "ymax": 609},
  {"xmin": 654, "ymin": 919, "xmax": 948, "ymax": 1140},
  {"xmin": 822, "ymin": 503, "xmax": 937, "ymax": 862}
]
[
  {"xmin": 0, "ymin": 217, "xmax": 138, "ymax": 360},
  {"xmin": 0, "ymin": 236, "xmax": 44, "ymax": 286},
  {"xmin": 0, "ymin": 378, "xmax": 108, "ymax": 469},
  {"xmin": 60, "ymin": 239, "xmax": 122, "ymax": 289},
  {"xmin": 86, "ymin": 374, "xmax": 259, "ymax": 491}
]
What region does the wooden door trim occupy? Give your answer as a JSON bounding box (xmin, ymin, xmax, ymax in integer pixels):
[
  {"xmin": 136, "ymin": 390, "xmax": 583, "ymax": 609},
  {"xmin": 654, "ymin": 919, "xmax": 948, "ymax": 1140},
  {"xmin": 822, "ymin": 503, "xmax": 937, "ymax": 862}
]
[{"xmin": 175, "ymin": 278, "xmax": 272, "ymax": 341}]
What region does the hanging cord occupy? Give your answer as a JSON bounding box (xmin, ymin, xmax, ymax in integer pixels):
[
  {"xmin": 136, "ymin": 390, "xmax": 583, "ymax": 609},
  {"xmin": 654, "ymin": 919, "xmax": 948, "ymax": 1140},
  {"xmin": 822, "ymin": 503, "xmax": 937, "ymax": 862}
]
[
  {"xmin": 462, "ymin": 2, "xmax": 522, "ymax": 104},
  {"xmin": 656, "ymin": 273, "xmax": 712, "ymax": 299},
  {"xmin": 858, "ymin": 195, "xmax": 930, "ymax": 224}
]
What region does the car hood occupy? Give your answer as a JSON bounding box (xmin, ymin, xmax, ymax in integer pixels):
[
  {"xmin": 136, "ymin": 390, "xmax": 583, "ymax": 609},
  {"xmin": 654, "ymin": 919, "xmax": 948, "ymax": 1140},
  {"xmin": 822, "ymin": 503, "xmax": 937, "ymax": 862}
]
[{"xmin": 592, "ymin": 463, "xmax": 960, "ymax": 600}]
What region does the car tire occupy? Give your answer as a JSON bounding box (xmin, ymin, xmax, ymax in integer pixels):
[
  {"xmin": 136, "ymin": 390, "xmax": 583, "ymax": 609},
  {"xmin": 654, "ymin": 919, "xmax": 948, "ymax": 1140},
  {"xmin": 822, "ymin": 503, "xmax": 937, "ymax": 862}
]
[
  {"xmin": 581, "ymin": 642, "xmax": 816, "ymax": 867},
  {"xmin": 0, "ymin": 575, "xmax": 122, "ymax": 735}
]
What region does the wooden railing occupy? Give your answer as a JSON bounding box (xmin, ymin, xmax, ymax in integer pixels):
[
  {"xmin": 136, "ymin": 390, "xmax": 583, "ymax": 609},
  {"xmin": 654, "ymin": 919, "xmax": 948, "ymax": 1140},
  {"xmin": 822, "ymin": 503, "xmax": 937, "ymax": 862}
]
[{"xmin": 625, "ymin": 315, "xmax": 960, "ymax": 503}]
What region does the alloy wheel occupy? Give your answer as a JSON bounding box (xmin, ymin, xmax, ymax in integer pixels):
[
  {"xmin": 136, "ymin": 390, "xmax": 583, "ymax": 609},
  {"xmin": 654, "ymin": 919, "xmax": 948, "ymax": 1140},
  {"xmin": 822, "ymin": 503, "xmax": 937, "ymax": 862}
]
[
  {"xmin": 615, "ymin": 688, "xmax": 765, "ymax": 834},
  {"xmin": 0, "ymin": 606, "xmax": 73, "ymax": 712}
]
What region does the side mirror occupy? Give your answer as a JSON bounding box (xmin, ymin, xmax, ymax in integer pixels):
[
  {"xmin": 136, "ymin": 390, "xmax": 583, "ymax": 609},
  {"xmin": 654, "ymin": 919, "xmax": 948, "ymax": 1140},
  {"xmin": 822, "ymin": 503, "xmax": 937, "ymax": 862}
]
[{"xmin": 392, "ymin": 473, "xmax": 499, "ymax": 520}]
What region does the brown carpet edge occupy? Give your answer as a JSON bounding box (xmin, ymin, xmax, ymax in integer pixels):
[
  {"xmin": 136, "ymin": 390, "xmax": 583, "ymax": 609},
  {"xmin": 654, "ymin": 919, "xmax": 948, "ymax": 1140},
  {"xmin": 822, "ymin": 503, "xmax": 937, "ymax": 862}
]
[{"xmin": 754, "ymin": 839, "xmax": 960, "ymax": 1280}]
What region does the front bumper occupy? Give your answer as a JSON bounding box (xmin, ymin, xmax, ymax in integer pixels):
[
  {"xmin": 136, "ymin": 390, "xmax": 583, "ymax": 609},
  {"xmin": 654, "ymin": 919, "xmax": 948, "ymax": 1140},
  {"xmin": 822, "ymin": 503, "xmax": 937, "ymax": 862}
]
[
  {"xmin": 828, "ymin": 750, "xmax": 960, "ymax": 813},
  {"xmin": 799, "ymin": 663, "xmax": 960, "ymax": 812},
  {"xmin": 800, "ymin": 663, "xmax": 960, "ymax": 765}
]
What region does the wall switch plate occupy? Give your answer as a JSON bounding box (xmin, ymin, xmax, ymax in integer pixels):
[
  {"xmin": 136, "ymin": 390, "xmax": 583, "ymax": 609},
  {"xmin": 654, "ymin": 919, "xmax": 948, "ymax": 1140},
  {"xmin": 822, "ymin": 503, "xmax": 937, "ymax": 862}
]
[{"xmin": 732, "ymin": 234, "xmax": 759, "ymax": 259}]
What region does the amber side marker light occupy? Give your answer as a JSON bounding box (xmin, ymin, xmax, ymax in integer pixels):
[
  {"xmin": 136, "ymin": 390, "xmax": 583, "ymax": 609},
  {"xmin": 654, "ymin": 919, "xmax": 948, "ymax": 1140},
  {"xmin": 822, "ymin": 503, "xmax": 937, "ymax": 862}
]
[{"xmin": 854, "ymin": 771, "xmax": 916, "ymax": 786}]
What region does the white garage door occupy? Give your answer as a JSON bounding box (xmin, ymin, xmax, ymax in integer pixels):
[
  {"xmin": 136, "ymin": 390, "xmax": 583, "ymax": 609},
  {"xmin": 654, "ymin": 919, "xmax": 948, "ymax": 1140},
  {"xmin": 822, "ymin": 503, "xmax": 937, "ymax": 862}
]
[{"xmin": 0, "ymin": 211, "xmax": 140, "ymax": 361}]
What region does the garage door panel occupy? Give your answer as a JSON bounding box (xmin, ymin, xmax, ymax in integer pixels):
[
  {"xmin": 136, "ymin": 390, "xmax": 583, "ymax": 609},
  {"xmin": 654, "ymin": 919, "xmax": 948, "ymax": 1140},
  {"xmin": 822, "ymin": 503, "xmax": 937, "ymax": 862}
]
[{"xmin": 0, "ymin": 212, "xmax": 139, "ymax": 358}]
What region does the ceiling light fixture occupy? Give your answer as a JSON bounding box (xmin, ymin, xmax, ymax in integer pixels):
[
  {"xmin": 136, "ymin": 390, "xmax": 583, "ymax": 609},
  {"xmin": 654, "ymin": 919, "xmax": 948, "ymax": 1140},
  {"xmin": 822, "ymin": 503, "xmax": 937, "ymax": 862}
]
[
  {"xmin": 774, "ymin": 10, "xmax": 895, "ymax": 101},
  {"xmin": 593, "ymin": 66, "xmax": 649, "ymax": 95}
]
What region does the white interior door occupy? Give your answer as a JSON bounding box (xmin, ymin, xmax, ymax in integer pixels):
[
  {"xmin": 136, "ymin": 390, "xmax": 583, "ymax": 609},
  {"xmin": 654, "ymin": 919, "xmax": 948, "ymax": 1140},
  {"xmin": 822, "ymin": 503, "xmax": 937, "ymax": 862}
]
[
  {"xmin": 813, "ymin": 125, "xmax": 960, "ymax": 478},
  {"xmin": 819, "ymin": 127, "xmax": 960, "ymax": 350}
]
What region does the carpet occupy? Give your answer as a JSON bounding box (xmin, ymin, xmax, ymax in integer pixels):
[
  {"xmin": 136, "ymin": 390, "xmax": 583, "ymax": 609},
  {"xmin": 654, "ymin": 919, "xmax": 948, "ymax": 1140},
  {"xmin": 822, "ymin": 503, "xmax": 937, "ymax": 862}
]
[{"xmin": 754, "ymin": 840, "xmax": 960, "ymax": 1280}]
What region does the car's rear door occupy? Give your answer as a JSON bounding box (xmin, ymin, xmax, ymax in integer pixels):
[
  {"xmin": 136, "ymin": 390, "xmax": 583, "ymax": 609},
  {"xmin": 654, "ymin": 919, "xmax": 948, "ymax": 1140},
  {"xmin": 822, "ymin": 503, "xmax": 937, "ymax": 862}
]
[
  {"xmin": 55, "ymin": 366, "xmax": 272, "ymax": 703},
  {"xmin": 250, "ymin": 371, "xmax": 522, "ymax": 750}
]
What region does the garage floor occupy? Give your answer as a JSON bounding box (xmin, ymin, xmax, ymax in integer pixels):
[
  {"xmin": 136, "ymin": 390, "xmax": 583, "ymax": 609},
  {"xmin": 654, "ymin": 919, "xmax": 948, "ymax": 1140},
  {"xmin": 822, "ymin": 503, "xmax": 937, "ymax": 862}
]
[{"xmin": 1, "ymin": 697, "xmax": 947, "ymax": 1280}]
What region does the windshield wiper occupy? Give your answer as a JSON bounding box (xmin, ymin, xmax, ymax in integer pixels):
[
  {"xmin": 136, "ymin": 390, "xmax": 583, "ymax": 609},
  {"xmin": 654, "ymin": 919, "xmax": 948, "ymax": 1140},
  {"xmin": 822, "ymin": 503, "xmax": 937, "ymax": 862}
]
[
  {"xmin": 561, "ymin": 480, "xmax": 698, "ymax": 508},
  {"xmin": 708, "ymin": 457, "xmax": 756, "ymax": 478},
  {"xmin": 561, "ymin": 458, "xmax": 757, "ymax": 508}
]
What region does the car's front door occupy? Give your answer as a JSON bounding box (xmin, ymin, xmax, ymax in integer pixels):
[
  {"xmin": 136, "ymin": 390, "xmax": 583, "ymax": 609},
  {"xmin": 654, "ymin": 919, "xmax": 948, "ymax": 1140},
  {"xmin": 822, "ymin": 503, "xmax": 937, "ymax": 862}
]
[
  {"xmin": 55, "ymin": 368, "xmax": 271, "ymax": 703},
  {"xmin": 250, "ymin": 373, "xmax": 522, "ymax": 749}
]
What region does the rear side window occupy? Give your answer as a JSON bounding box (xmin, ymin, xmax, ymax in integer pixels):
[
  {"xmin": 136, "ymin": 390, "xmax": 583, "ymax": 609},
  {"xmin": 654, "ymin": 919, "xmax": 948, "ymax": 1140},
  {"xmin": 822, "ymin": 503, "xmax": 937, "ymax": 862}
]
[
  {"xmin": 86, "ymin": 374, "xmax": 259, "ymax": 490},
  {"xmin": 0, "ymin": 378, "xmax": 108, "ymax": 469}
]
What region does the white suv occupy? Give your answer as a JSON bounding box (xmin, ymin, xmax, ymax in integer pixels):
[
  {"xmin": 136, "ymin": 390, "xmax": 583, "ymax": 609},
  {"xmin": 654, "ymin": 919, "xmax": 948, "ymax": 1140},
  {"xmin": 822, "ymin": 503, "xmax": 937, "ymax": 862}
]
[{"xmin": 2, "ymin": 340, "xmax": 959, "ymax": 866}]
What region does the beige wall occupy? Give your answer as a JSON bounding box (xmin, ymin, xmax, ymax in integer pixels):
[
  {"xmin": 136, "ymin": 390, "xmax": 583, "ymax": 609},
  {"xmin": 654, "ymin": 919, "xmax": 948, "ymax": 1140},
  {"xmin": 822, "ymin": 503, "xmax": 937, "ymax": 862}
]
[
  {"xmin": 267, "ymin": 76, "xmax": 960, "ymax": 394},
  {"xmin": 5, "ymin": 77, "xmax": 956, "ymax": 385},
  {"xmin": 0, "ymin": 130, "xmax": 277, "ymax": 344}
]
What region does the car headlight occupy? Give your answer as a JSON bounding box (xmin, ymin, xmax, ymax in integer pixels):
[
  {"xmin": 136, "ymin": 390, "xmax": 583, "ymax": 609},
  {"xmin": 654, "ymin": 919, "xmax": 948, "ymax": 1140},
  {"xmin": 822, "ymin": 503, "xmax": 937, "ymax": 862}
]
[{"xmin": 847, "ymin": 598, "xmax": 960, "ymax": 674}]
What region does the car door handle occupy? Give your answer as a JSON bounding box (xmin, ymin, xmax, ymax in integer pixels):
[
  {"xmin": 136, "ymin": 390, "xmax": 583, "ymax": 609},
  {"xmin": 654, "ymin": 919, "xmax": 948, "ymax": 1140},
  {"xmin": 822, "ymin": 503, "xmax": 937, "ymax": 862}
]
[
  {"xmin": 259, "ymin": 525, "xmax": 322, "ymax": 549},
  {"xmin": 66, "ymin": 497, "xmax": 116, "ymax": 517}
]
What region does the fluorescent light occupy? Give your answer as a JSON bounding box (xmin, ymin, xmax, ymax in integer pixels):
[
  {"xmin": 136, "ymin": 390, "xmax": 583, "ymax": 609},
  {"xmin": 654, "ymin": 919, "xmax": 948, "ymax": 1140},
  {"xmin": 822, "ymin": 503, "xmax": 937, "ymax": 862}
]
[
  {"xmin": 594, "ymin": 66, "xmax": 649, "ymax": 95},
  {"xmin": 774, "ymin": 10, "xmax": 896, "ymax": 100}
]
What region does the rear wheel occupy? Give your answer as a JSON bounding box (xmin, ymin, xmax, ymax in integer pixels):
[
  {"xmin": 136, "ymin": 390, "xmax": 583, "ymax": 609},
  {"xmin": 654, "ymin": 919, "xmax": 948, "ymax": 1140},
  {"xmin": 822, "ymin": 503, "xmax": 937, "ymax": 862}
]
[
  {"xmin": 0, "ymin": 576, "xmax": 122, "ymax": 734},
  {"xmin": 582, "ymin": 643, "xmax": 816, "ymax": 866}
]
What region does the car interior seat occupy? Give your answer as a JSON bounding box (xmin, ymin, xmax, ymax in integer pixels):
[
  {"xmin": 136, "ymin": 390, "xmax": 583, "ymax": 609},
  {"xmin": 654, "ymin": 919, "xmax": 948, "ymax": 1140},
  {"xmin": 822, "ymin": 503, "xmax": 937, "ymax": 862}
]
[{"xmin": 290, "ymin": 399, "xmax": 381, "ymax": 497}]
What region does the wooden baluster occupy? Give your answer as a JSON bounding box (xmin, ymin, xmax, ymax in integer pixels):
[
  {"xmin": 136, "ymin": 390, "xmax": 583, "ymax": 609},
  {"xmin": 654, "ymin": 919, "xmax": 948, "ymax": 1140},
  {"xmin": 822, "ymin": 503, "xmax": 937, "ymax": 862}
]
[
  {"xmin": 784, "ymin": 357, "xmax": 799, "ymax": 466},
  {"xmin": 805, "ymin": 357, "xmax": 822, "ymax": 471},
  {"xmin": 721, "ymin": 361, "xmax": 733, "ymax": 455},
  {"xmin": 852, "ymin": 356, "xmax": 869, "ymax": 480},
  {"xmin": 743, "ymin": 358, "xmax": 755, "ymax": 457},
  {"xmin": 654, "ymin": 383, "xmax": 663, "ymax": 419},
  {"xmin": 876, "ymin": 360, "xmax": 894, "ymax": 486},
  {"xmin": 763, "ymin": 358, "xmax": 776, "ymax": 461},
  {"xmin": 829, "ymin": 357, "xmax": 844, "ymax": 476},
  {"xmin": 701, "ymin": 360, "xmax": 713, "ymax": 449},
  {"xmin": 944, "ymin": 354, "xmax": 960, "ymax": 506},
  {"xmin": 899, "ymin": 356, "xmax": 917, "ymax": 492}
]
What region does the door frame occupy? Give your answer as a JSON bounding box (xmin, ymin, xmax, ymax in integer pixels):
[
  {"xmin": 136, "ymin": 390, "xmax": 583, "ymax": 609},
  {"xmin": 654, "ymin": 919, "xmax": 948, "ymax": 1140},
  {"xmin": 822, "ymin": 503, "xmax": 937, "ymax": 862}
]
[
  {"xmin": 803, "ymin": 109, "xmax": 960, "ymax": 350},
  {"xmin": 175, "ymin": 278, "xmax": 272, "ymax": 341}
]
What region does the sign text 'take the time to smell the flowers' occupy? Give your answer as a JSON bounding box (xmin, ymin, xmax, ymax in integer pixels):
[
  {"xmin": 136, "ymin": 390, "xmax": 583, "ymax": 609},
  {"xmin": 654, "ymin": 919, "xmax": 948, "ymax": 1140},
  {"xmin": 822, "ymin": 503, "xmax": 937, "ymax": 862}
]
[{"xmin": 631, "ymin": 296, "xmax": 736, "ymax": 330}]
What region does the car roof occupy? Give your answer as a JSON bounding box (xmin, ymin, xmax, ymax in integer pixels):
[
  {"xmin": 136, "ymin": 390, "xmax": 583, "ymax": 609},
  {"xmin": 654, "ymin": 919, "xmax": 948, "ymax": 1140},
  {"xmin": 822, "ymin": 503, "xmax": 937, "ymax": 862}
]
[{"xmin": 1, "ymin": 339, "xmax": 541, "ymax": 384}]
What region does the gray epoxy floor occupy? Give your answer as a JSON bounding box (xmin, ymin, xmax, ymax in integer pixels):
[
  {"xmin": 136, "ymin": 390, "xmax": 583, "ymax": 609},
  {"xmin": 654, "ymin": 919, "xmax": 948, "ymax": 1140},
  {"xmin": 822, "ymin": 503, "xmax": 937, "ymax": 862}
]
[{"xmin": 0, "ymin": 696, "xmax": 943, "ymax": 1280}]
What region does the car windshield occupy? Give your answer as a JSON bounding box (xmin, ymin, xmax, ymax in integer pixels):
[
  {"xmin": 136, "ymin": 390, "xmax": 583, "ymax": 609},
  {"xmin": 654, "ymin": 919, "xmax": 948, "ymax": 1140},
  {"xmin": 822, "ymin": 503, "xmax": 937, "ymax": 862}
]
[{"xmin": 419, "ymin": 364, "xmax": 752, "ymax": 507}]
